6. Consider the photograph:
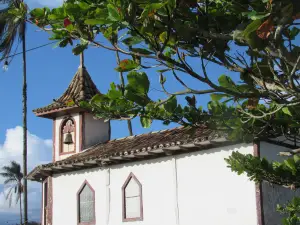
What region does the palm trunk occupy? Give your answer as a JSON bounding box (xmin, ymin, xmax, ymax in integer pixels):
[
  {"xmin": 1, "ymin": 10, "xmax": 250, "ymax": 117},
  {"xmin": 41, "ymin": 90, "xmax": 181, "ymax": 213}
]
[
  {"xmin": 19, "ymin": 189, "xmax": 23, "ymax": 225},
  {"xmin": 21, "ymin": 24, "xmax": 28, "ymax": 225}
]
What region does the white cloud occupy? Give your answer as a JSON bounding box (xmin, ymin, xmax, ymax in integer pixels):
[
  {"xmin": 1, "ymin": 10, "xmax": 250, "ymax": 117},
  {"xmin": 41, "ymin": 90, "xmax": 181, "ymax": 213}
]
[
  {"xmin": 27, "ymin": 0, "xmax": 64, "ymax": 8},
  {"xmin": 0, "ymin": 126, "xmax": 52, "ymax": 220}
]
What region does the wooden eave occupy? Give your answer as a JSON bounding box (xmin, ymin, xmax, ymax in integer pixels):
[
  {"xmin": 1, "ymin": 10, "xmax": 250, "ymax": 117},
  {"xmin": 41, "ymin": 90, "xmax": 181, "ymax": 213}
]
[{"xmin": 27, "ymin": 136, "xmax": 236, "ymax": 182}]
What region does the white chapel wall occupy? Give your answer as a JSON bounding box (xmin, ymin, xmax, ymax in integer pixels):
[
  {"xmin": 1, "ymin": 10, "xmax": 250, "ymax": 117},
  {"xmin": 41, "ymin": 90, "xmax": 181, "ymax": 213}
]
[
  {"xmin": 260, "ymin": 142, "xmax": 300, "ymax": 225},
  {"xmin": 54, "ymin": 113, "xmax": 80, "ymax": 161},
  {"xmin": 83, "ymin": 112, "xmax": 110, "ymax": 148},
  {"xmin": 176, "ymin": 143, "xmax": 257, "ymax": 225},
  {"xmin": 51, "ymin": 143, "xmax": 258, "ymax": 225}
]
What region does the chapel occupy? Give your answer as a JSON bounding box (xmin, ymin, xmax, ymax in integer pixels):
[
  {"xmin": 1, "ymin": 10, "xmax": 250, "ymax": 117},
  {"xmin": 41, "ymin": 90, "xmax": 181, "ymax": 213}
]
[{"xmin": 28, "ymin": 55, "xmax": 300, "ymax": 225}]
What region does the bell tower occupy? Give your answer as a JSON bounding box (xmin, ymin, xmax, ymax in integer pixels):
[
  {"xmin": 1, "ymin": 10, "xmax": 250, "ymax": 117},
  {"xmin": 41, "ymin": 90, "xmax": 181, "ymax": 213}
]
[{"xmin": 33, "ymin": 53, "xmax": 111, "ymax": 162}]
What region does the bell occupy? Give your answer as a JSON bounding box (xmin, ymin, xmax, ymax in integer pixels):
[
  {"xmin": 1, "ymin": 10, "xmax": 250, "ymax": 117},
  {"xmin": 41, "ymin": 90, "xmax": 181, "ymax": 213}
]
[{"xmin": 64, "ymin": 133, "xmax": 73, "ymax": 144}]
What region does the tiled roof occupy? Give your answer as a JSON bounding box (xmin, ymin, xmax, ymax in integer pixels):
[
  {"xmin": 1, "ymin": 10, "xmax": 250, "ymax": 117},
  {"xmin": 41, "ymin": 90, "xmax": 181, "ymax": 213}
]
[
  {"xmin": 65, "ymin": 126, "xmax": 212, "ymax": 161},
  {"xmin": 28, "ymin": 126, "xmax": 232, "ymax": 181},
  {"xmin": 33, "ymin": 66, "xmax": 99, "ymax": 115}
]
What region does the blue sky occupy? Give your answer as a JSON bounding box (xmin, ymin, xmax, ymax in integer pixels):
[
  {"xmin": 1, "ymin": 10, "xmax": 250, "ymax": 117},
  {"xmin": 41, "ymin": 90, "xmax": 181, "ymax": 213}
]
[{"xmin": 0, "ymin": 0, "xmax": 239, "ymax": 224}]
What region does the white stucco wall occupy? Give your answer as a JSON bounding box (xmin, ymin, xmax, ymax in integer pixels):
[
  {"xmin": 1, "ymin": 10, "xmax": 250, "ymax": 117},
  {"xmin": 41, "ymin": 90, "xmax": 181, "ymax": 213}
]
[
  {"xmin": 260, "ymin": 142, "xmax": 300, "ymax": 225},
  {"xmin": 83, "ymin": 113, "xmax": 110, "ymax": 148},
  {"xmin": 51, "ymin": 143, "xmax": 258, "ymax": 225},
  {"xmin": 176, "ymin": 144, "xmax": 257, "ymax": 225},
  {"xmin": 54, "ymin": 113, "xmax": 80, "ymax": 161}
]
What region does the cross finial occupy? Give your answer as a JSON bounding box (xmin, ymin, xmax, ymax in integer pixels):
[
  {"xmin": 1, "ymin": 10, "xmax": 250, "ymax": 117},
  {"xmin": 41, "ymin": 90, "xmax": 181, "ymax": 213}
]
[{"xmin": 80, "ymin": 52, "xmax": 84, "ymax": 68}]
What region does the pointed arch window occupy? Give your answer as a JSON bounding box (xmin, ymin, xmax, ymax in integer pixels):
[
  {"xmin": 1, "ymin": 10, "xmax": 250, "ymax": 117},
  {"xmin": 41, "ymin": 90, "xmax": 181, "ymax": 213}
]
[
  {"xmin": 122, "ymin": 173, "xmax": 143, "ymax": 222},
  {"xmin": 77, "ymin": 180, "xmax": 95, "ymax": 225},
  {"xmin": 60, "ymin": 117, "xmax": 76, "ymax": 154}
]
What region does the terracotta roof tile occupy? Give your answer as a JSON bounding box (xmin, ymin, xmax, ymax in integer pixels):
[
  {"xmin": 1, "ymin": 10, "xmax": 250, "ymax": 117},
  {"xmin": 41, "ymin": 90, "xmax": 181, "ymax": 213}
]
[
  {"xmin": 27, "ymin": 126, "xmax": 232, "ymax": 181},
  {"xmin": 55, "ymin": 126, "xmax": 216, "ymax": 164},
  {"xmin": 33, "ymin": 66, "xmax": 99, "ymax": 115}
]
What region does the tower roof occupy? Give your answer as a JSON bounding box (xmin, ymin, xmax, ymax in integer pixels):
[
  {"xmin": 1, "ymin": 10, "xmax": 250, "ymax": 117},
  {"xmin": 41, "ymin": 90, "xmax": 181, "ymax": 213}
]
[{"xmin": 33, "ymin": 55, "xmax": 100, "ymax": 118}]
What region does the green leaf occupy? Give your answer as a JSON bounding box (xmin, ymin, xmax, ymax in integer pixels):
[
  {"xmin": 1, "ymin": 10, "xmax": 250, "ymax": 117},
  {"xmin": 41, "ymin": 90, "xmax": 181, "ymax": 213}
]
[
  {"xmin": 122, "ymin": 36, "xmax": 143, "ymax": 46},
  {"xmin": 58, "ymin": 38, "xmax": 70, "ymax": 48},
  {"xmin": 140, "ymin": 3, "xmax": 166, "ymax": 19},
  {"xmin": 282, "ymin": 107, "xmax": 292, "ymax": 116},
  {"xmin": 250, "ymin": 13, "xmax": 270, "ymax": 20},
  {"xmin": 131, "ymin": 48, "xmax": 154, "ymax": 55},
  {"xmin": 218, "ymin": 75, "xmax": 236, "ymax": 89},
  {"xmin": 48, "ymin": 7, "xmax": 65, "ymax": 20},
  {"xmin": 125, "ymin": 88, "xmax": 149, "ymax": 106},
  {"xmin": 72, "ymin": 42, "xmax": 88, "ymax": 55},
  {"xmin": 242, "ymin": 19, "xmax": 262, "ymax": 38},
  {"xmin": 244, "ymin": 11, "xmax": 270, "ymax": 20},
  {"xmin": 127, "ymin": 71, "xmax": 150, "ymax": 94},
  {"xmin": 140, "ymin": 116, "xmax": 152, "ymax": 128},
  {"xmin": 159, "ymin": 31, "xmax": 167, "ymax": 43},
  {"xmin": 94, "ymin": 8, "xmax": 108, "ymax": 17},
  {"xmin": 78, "ymin": 2, "xmax": 90, "ymax": 10},
  {"xmin": 102, "ymin": 27, "xmax": 115, "ymax": 41},
  {"xmin": 107, "ymin": 4, "xmax": 121, "ymax": 21},
  {"xmin": 66, "ymin": 23, "xmax": 74, "ymax": 32},
  {"xmin": 64, "ymin": 3, "xmax": 81, "ymax": 17},
  {"xmin": 159, "ymin": 32, "xmax": 176, "ymax": 46},
  {"xmin": 168, "ymin": 0, "xmax": 176, "ymax": 10},
  {"xmin": 289, "ymin": 27, "xmax": 300, "ymax": 40},
  {"xmin": 30, "ymin": 8, "xmax": 44, "ymax": 18},
  {"xmin": 107, "ymin": 83, "xmax": 122, "ymax": 100},
  {"xmin": 84, "ymin": 19, "xmax": 112, "ymax": 25},
  {"xmin": 294, "ymin": 155, "xmax": 300, "ymax": 164},
  {"xmin": 163, "ymin": 97, "xmax": 177, "ymax": 113},
  {"xmin": 91, "ymin": 94, "xmax": 103, "ymax": 104},
  {"xmin": 284, "ymin": 158, "xmax": 296, "ymax": 175},
  {"xmin": 48, "ymin": 14, "xmax": 58, "ymax": 20},
  {"xmin": 210, "ymin": 93, "xmax": 229, "ymax": 101},
  {"xmin": 115, "ymin": 59, "xmax": 139, "ymax": 72}
]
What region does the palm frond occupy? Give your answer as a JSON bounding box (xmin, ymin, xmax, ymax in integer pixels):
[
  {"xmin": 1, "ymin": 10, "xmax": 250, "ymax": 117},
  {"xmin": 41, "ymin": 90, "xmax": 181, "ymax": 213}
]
[
  {"xmin": 0, "ymin": 21, "xmax": 19, "ymax": 59},
  {"xmin": 0, "ymin": 172, "xmax": 14, "ymax": 178},
  {"xmin": 3, "ymin": 177, "xmax": 16, "ymax": 185},
  {"xmin": 1, "ymin": 161, "xmax": 23, "ymax": 188},
  {"xmin": 1, "ymin": 165, "xmax": 14, "ymax": 173},
  {"xmin": 0, "ymin": 0, "xmax": 25, "ymax": 61},
  {"xmin": 5, "ymin": 186, "xmax": 14, "ymax": 207},
  {"xmin": 10, "ymin": 161, "xmax": 19, "ymax": 168},
  {"xmin": 15, "ymin": 190, "xmax": 20, "ymax": 205},
  {"xmin": 5, "ymin": 186, "xmax": 13, "ymax": 200}
]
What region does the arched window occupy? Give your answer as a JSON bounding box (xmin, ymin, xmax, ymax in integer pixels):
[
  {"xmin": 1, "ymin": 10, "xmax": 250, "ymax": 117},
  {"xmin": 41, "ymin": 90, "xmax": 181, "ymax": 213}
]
[
  {"xmin": 122, "ymin": 173, "xmax": 143, "ymax": 222},
  {"xmin": 77, "ymin": 180, "xmax": 95, "ymax": 224},
  {"xmin": 60, "ymin": 117, "xmax": 76, "ymax": 154}
]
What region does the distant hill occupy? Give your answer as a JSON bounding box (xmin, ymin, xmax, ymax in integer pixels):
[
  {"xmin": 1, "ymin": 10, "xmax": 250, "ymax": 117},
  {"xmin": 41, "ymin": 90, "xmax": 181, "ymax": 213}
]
[
  {"xmin": 13, "ymin": 222, "xmax": 40, "ymax": 225},
  {"xmin": 0, "ymin": 212, "xmax": 40, "ymax": 225}
]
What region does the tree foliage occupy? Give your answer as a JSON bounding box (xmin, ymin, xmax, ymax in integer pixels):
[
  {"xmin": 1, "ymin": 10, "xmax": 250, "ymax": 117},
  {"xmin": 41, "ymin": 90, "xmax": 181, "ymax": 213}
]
[
  {"xmin": 29, "ymin": 0, "xmax": 300, "ymax": 140},
  {"xmin": 277, "ymin": 197, "xmax": 300, "ymax": 225},
  {"xmin": 0, "ymin": 161, "xmax": 23, "ymax": 207},
  {"xmin": 226, "ymin": 152, "xmax": 300, "ymax": 189},
  {"xmin": 29, "ymin": 0, "xmax": 300, "ymax": 223}
]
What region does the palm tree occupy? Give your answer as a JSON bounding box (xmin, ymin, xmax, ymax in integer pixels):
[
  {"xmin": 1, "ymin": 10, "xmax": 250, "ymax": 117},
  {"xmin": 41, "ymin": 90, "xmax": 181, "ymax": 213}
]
[
  {"xmin": 0, "ymin": 1, "xmax": 28, "ymax": 224},
  {"xmin": 0, "ymin": 161, "xmax": 24, "ymax": 225}
]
